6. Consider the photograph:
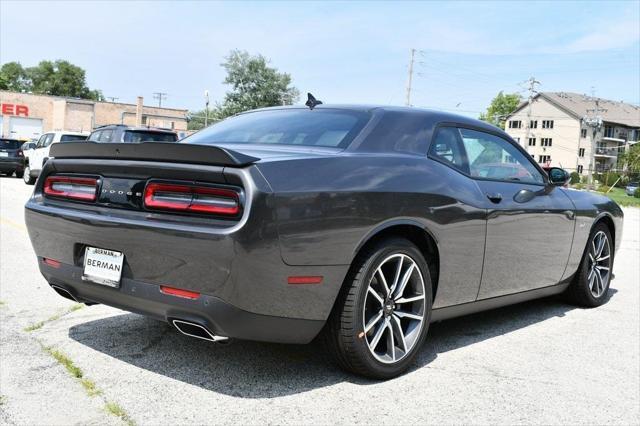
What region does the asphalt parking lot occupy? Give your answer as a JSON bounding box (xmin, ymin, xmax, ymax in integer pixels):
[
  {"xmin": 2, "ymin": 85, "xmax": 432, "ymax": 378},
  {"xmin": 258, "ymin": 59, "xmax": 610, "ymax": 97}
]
[{"xmin": 0, "ymin": 176, "xmax": 638, "ymax": 425}]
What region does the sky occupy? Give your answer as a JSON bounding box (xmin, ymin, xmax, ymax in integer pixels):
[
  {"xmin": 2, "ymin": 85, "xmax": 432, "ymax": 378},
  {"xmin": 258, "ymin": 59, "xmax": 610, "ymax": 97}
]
[{"xmin": 1, "ymin": 0, "xmax": 639, "ymax": 117}]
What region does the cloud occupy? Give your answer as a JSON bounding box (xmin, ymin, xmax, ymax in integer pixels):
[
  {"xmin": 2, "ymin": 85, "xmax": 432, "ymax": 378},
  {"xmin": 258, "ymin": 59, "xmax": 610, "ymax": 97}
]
[{"xmin": 559, "ymin": 19, "xmax": 640, "ymax": 53}]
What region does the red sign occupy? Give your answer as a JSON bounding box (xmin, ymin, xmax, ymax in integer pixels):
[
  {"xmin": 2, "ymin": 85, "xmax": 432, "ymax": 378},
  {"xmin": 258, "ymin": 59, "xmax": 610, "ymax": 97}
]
[{"xmin": 1, "ymin": 103, "xmax": 29, "ymax": 117}]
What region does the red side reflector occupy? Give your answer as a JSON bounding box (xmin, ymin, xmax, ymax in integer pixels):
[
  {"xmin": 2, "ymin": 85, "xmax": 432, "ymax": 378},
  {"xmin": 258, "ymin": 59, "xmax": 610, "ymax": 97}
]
[
  {"xmin": 44, "ymin": 176, "xmax": 98, "ymax": 201},
  {"xmin": 43, "ymin": 258, "xmax": 61, "ymax": 268},
  {"xmin": 287, "ymin": 276, "xmax": 323, "ymax": 285},
  {"xmin": 160, "ymin": 285, "xmax": 200, "ymax": 300},
  {"xmin": 144, "ymin": 182, "xmax": 240, "ymax": 216}
]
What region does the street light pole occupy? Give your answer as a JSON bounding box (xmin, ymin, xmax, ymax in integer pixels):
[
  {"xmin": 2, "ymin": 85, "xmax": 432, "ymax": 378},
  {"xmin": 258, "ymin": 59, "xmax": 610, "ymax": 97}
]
[{"xmin": 204, "ymin": 90, "xmax": 210, "ymax": 128}]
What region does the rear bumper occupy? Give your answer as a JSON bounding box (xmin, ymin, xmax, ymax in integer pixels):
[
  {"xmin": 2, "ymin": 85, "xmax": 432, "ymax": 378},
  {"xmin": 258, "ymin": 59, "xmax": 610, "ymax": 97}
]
[
  {"xmin": 0, "ymin": 159, "xmax": 23, "ymax": 172},
  {"xmin": 40, "ymin": 260, "xmax": 325, "ymax": 344}
]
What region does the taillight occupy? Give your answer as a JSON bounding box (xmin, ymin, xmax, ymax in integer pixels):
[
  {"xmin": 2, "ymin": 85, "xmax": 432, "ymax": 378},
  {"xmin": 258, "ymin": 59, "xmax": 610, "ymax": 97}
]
[
  {"xmin": 44, "ymin": 176, "xmax": 98, "ymax": 201},
  {"xmin": 144, "ymin": 182, "xmax": 240, "ymax": 216}
]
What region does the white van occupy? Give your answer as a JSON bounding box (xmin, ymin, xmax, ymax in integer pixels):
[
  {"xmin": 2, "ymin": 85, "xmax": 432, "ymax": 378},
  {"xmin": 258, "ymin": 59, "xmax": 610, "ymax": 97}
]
[{"xmin": 24, "ymin": 131, "xmax": 88, "ymax": 185}]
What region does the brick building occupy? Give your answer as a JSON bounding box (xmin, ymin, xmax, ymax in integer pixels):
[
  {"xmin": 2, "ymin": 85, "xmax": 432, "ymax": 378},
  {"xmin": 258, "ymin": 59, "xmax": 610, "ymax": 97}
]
[{"xmin": 0, "ymin": 91, "xmax": 188, "ymax": 140}]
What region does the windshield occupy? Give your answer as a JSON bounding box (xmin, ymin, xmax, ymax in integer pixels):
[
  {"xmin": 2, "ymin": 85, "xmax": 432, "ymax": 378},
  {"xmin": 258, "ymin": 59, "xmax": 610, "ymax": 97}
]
[
  {"xmin": 60, "ymin": 134, "xmax": 87, "ymax": 142},
  {"xmin": 0, "ymin": 139, "xmax": 21, "ymax": 149},
  {"xmin": 183, "ymin": 109, "xmax": 370, "ymax": 148},
  {"xmin": 124, "ymin": 131, "xmax": 177, "ymax": 143}
]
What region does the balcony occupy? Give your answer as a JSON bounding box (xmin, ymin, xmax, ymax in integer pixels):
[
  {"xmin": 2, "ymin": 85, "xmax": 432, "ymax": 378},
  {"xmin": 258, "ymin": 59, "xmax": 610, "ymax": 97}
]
[{"xmin": 594, "ymin": 147, "xmax": 621, "ymax": 157}]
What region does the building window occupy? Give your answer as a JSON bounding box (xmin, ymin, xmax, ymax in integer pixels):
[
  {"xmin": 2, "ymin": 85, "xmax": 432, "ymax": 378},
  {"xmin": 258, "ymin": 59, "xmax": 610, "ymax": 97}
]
[
  {"xmin": 508, "ymin": 120, "xmax": 522, "ymax": 129},
  {"xmin": 528, "ymin": 137, "xmax": 536, "ymax": 146},
  {"xmin": 542, "ymin": 120, "xmax": 554, "ymax": 129},
  {"xmin": 604, "ymin": 126, "xmax": 614, "ymax": 138},
  {"xmin": 141, "ymin": 116, "xmax": 147, "ymax": 125},
  {"xmin": 530, "ymin": 120, "xmax": 537, "ymax": 129},
  {"xmin": 541, "ymin": 138, "xmax": 553, "ymax": 147},
  {"xmin": 581, "ymin": 128, "xmax": 587, "ymax": 138},
  {"xmin": 579, "ymin": 148, "xmax": 585, "ymax": 157},
  {"xmin": 577, "ymin": 165, "xmax": 583, "ymax": 173},
  {"xmin": 538, "ymin": 155, "xmax": 551, "ymax": 164}
]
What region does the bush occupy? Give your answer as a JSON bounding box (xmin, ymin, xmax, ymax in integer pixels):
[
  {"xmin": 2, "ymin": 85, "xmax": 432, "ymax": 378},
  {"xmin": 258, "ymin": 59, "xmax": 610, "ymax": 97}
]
[
  {"xmin": 635, "ymin": 188, "xmax": 640, "ymax": 198},
  {"xmin": 574, "ymin": 182, "xmax": 585, "ymax": 190},
  {"xmin": 569, "ymin": 172, "xmax": 581, "ymax": 184},
  {"xmin": 598, "ymin": 185, "xmax": 611, "ymax": 193}
]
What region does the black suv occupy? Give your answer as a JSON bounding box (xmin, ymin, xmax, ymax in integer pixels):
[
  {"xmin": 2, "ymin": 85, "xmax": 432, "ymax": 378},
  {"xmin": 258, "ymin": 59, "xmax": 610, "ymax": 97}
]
[
  {"xmin": 88, "ymin": 125, "xmax": 178, "ymax": 143},
  {"xmin": 0, "ymin": 138, "xmax": 25, "ymax": 178}
]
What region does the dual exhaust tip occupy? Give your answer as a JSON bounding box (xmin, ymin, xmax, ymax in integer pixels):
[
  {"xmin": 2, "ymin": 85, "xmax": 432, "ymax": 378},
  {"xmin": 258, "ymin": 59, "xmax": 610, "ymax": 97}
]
[{"xmin": 171, "ymin": 319, "xmax": 229, "ymax": 343}]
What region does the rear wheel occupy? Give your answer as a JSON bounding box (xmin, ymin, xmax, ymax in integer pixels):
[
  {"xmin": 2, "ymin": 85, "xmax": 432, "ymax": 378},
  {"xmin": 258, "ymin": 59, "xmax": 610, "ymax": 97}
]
[
  {"xmin": 23, "ymin": 165, "xmax": 35, "ymax": 185},
  {"xmin": 324, "ymin": 238, "xmax": 432, "ymax": 379},
  {"xmin": 566, "ymin": 222, "xmax": 613, "ymax": 307},
  {"xmin": 15, "ymin": 170, "xmax": 24, "ymax": 178}
]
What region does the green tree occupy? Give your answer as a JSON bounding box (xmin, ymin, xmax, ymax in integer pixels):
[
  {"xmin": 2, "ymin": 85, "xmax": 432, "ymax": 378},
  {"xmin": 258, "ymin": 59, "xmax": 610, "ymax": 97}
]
[
  {"xmin": 618, "ymin": 144, "xmax": 640, "ymax": 174},
  {"xmin": 216, "ymin": 50, "xmax": 299, "ymax": 118},
  {"xmin": 481, "ymin": 91, "xmax": 522, "ymax": 129},
  {"xmin": 27, "ymin": 60, "xmax": 103, "ymax": 100},
  {"xmin": 0, "ymin": 62, "xmax": 29, "ymax": 92}
]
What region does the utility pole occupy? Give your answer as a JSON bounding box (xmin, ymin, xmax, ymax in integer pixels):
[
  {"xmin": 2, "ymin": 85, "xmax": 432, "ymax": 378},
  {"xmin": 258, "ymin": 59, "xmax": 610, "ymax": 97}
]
[
  {"xmin": 204, "ymin": 90, "xmax": 210, "ymax": 127},
  {"xmin": 523, "ymin": 77, "xmax": 540, "ymax": 150},
  {"xmin": 583, "ymin": 90, "xmax": 607, "ymax": 187},
  {"xmin": 405, "ymin": 48, "xmax": 416, "ymax": 106},
  {"xmin": 153, "ymin": 92, "xmax": 167, "ymax": 108}
]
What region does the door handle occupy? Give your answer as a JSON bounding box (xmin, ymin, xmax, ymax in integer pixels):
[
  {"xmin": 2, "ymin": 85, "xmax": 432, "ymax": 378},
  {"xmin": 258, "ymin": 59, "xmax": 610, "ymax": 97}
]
[{"xmin": 486, "ymin": 193, "xmax": 502, "ymax": 203}]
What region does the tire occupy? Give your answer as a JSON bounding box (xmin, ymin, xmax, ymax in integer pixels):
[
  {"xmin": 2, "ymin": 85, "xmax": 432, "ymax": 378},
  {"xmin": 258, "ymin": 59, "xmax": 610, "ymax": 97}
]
[
  {"xmin": 323, "ymin": 237, "xmax": 433, "ymax": 379},
  {"xmin": 15, "ymin": 170, "xmax": 24, "ymax": 179},
  {"xmin": 565, "ymin": 222, "xmax": 614, "ymax": 307},
  {"xmin": 23, "ymin": 165, "xmax": 35, "ymax": 185}
]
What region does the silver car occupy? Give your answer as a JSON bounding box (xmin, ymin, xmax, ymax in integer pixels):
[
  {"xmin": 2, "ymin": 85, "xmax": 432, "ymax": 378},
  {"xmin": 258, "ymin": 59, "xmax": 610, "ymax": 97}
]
[{"xmin": 626, "ymin": 181, "xmax": 639, "ymax": 196}]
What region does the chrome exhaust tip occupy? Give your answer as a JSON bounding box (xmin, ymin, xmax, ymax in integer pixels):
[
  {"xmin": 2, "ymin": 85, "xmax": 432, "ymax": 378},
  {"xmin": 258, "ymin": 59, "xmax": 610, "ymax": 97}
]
[
  {"xmin": 50, "ymin": 284, "xmax": 79, "ymax": 303},
  {"xmin": 171, "ymin": 319, "xmax": 229, "ymax": 343}
]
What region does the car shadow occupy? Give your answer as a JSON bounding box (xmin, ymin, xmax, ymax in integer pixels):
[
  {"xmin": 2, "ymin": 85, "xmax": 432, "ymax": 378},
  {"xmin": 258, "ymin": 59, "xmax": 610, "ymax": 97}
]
[{"xmin": 68, "ymin": 288, "xmax": 617, "ymax": 398}]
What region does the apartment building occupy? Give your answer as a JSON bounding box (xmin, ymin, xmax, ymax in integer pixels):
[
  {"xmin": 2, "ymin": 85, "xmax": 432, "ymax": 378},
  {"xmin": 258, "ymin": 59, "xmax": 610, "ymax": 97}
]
[{"xmin": 504, "ymin": 92, "xmax": 640, "ymax": 175}]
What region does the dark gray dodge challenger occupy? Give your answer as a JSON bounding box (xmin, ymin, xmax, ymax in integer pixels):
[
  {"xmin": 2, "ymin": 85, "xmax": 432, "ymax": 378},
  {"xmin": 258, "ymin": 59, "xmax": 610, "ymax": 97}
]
[{"xmin": 25, "ymin": 105, "xmax": 623, "ymax": 379}]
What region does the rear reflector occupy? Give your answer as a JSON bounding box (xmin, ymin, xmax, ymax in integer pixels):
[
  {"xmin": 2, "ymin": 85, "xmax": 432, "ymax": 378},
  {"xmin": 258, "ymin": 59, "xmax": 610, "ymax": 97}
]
[
  {"xmin": 43, "ymin": 258, "xmax": 61, "ymax": 268},
  {"xmin": 160, "ymin": 285, "xmax": 201, "ymax": 300},
  {"xmin": 144, "ymin": 182, "xmax": 240, "ymax": 216},
  {"xmin": 287, "ymin": 276, "xmax": 323, "ymax": 285},
  {"xmin": 44, "ymin": 176, "xmax": 98, "ymax": 202}
]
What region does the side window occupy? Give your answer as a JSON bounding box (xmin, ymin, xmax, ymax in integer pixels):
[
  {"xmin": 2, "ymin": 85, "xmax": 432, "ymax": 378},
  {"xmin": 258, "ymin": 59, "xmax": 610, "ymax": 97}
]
[
  {"xmin": 458, "ymin": 128, "xmax": 545, "ymax": 184},
  {"xmin": 428, "ymin": 127, "xmax": 468, "ymax": 173},
  {"xmin": 88, "ymin": 131, "xmax": 101, "ymax": 142},
  {"xmin": 36, "ymin": 134, "xmax": 48, "ymax": 148},
  {"xmin": 99, "ymin": 130, "xmax": 114, "ymax": 143},
  {"xmin": 43, "ymin": 134, "xmax": 55, "ymax": 147}
]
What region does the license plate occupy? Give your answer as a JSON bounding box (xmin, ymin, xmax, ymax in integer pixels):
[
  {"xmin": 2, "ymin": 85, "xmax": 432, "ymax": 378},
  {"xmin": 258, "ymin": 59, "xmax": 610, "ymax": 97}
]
[
  {"xmin": 82, "ymin": 247, "xmax": 124, "ymax": 287},
  {"xmin": 0, "ymin": 152, "xmax": 8, "ymax": 157}
]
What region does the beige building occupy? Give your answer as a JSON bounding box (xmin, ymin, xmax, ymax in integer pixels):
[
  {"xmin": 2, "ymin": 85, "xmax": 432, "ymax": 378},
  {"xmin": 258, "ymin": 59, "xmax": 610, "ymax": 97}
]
[
  {"xmin": 504, "ymin": 92, "xmax": 640, "ymax": 175},
  {"xmin": 0, "ymin": 90, "xmax": 188, "ymax": 140}
]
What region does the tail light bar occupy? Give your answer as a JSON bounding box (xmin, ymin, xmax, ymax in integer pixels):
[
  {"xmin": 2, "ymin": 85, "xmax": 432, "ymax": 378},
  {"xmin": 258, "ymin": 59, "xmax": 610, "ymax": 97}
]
[
  {"xmin": 44, "ymin": 176, "xmax": 98, "ymax": 202},
  {"xmin": 144, "ymin": 182, "xmax": 241, "ymax": 216}
]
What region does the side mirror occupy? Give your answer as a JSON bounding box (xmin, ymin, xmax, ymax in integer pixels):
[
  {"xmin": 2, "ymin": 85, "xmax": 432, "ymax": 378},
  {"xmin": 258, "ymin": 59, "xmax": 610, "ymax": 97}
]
[{"xmin": 548, "ymin": 167, "xmax": 570, "ymax": 186}]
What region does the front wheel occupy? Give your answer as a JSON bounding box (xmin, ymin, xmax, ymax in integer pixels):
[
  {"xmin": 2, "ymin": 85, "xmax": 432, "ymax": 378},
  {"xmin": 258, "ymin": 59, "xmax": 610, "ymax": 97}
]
[
  {"xmin": 324, "ymin": 238, "xmax": 432, "ymax": 379},
  {"xmin": 566, "ymin": 222, "xmax": 613, "ymax": 307},
  {"xmin": 23, "ymin": 165, "xmax": 35, "ymax": 185}
]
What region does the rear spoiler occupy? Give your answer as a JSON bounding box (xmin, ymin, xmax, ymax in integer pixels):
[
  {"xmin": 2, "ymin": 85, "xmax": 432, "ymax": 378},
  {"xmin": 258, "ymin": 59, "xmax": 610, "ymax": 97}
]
[{"xmin": 49, "ymin": 142, "xmax": 260, "ymax": 167}]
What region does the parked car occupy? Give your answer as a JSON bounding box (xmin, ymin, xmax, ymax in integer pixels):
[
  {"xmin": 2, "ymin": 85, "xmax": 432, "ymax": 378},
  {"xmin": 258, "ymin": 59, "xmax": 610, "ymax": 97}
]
[
  {"xmin": 626, "ymin": 181, "xmax": 639, "ymax": 196},
  {"xmin": 0, "ymin": 138, "xmax": 25, "ymax": 178},
  {"xmin": 24, "ymin": 131, "xmax": 88, "ymax": 185},
  {"xmin": 25, "ymin": 105, "xmax": 623, "ymax": 379},
  {"xmin": 87, "ymin": 125, "xmax": 178, "ymax": 144}
]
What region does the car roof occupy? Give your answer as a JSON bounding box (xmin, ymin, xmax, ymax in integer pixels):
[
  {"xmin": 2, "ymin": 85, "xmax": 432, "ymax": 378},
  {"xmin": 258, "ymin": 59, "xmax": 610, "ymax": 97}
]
[
  {"xmin": 241, "ymin": 104, "xmax": 504, "ymax": 135},
  {"xmin": 92, "ymin": 124, "xmax": 177, "ymax": 133}
]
